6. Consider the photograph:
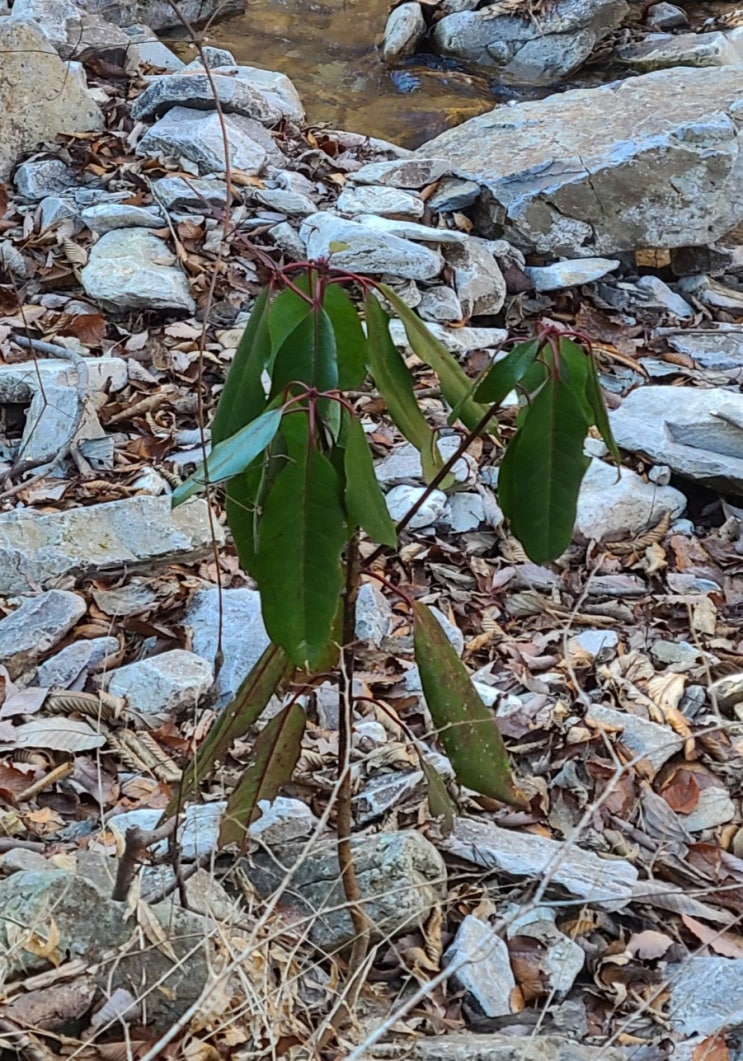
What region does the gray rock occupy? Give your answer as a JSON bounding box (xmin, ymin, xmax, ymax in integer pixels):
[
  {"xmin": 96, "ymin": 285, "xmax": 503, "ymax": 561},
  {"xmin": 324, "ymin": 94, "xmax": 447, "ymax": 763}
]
[
  {"xmin": 87, "ymin": 0, "xmax": 244, "ymax": 32},
  {"xmin": 249, "ymin": 796, "xmax": 320, "ymax": 846},
  {"xmin": 609, "ymin": 385, "xmax": 743, "ymax": 493},
  {"xmin": 525, "ymin": 257, "xmax": 620, "ymax": 291},
  {"xmin": 0, "ymin": 869, "xmax": 212, "ymax": 1032},
  {"xmin": 136, "ymin": 107, "xmax": 271, "ymax": 177},
  {"xmin": 354, "ymin": 771, "xmax": 424, "ymax": 825},
  {"xmin": 418, "ymin": 285, "xmax": 463, "ymax": 322},
  {"xmin": 80, "ymin": 202, "xmax": 164, "ymax": 233},
  {"xmin": 587, "ymin": 704, "xmax": 684, "ymax": 771},
  {"xmin": 81, "ymin": 228, "xmax": 195, "ymax": 313},
  {"xmin": 506, "ymin": 906, "xmax": 585, "ymax": 996},
  {"xmin": 428, "ymin": 177, "xmax": 481, "ymax": 212},
  {"xmin": 682, "ymin": 786, "xmax": 736, "ymax": 831},
  {"xmin": 621, "ymin": 275, "xmax": 694, "ymax": 318},
  {"xmin": 0, "ymin": 497, "xmax": 220, "ymax": 595},
  {"xmin": 669, "ymin": 957, "xmax": 743, "ymax": 1036},
  {"xmin": 184, "ymin": 588, "xmax": 270, "ymax": 708},
  {"xmin": 248, "ymin": 186, "xmax": 317, "ymax": 215},
  {"xmin": 336, "ymin": 183, "xmax": 425, "ymax": 219},
  {"xmin": 0, "ymin": 21, "xmax": 102, "ymax": 181},
  {"xmin": 375, "ymin": 438, "xmax": 474, "ymax": 488},
  {"xmin": 678, "ymin": 272, "xmax": 743, "ymax": 311},
  {"xmin": 38, "ymin": 195, "xmax": 78, "ymax": 228},
  {"xmin": 300, "ymin": 212, "xmax": 443, "ymax": 281},
  {"xmin": 567, "ymin": 628, "xmax": 619, "ymax": 662},
  {"xmin": 104, "ymin": 649, "xmax": 213, "ymax": 717},
  {"xmin": 268, "ymin": 220, "xmax": 307, "ymax": 260},
  {"xmin": 0, "ymin": 590, "xmax": 85, "ymax": 680},
  {"xmin": 444, "ymin": 915, "xmax": 515, "ymax": 1017},
  {"xmin": 650, "ymin": 639, "xmax": 701, "ymax": 668},
  {"xmin": 12, "ymin": 0, "xmax": 132, "ymax": 60},
  {"xmin": 351, "ymin": 157, "xmax": 452, "ymax": 188},
  {"xmin": 443, "ymin": 238, "xmax": 506, "ymax": 316},
  {"xmin": 123, "ymin": 25, "xmax": 185, "ymax": 72},
  {"xmin": 618, "ymin": 28, "xmax": 743, "ymax": 72},
  {"xmin": 646, "ymin": 3, "xmax": 688, "ymax": 30},
  {"xmin": 575, "ymin": 458, "xmax": 686, "ymax": 543},
  {"xmin": 239, "ymin": 830, "xmax": 446, "ymax": 950},
  {"xmin": 107, "ymin": 802, "xmax": 224, "ymax": 860},
  {"xmin": 447, "ymin": 492, "xmax": 485, "ymax": 532},
  {"xmin": 442, "ymin": 817, "xmax": 638, "ymax": 907},
  {"xmin": 131, "ymin": 66, "xmax": 301, "ymax": 126},
  {"xmin": 15, "ymin": 159, "xmax": 77, "ymax": 202},
  {"xmin": 385, "ymin": 486, "xmax": 449, "ymax": 528},
  {"xmin": 432, "ymin": 0, "xmax": 628, "ymax": 85},
  {"xmin": 183, "ymin": 46, "xmax": 237, "ymax": 69},
  {"xmin": 355, "ymin": 214, "xmax": 466, "ymax": 244},
  {"xmin": 0, "ymin": 357, "xmax": 127, "ymax": 401},
  {"xmin": 355, "ymin": 582, "xmax": 393, "ymax": 646},
  {"xmin": 381, "ymin": 2, "xmax": 427, "ymax": 64},
  {"xmin": 14, "ymin": 382, "xmax": 80, "ymax": 469},
  {"xmin": 151, "ymin": 175, "xmax": 230, "ymax": 211},
  {"xmin": 37, "ymin": 636, "xmax": 119, "ymax": 690},
  {"xmin": 356, "ymin": 1033, "xmax": 627, "ymax": 1061},
  {"xmin": 663, "ymin": 325, "xmax": 743, "ymax": 370},
  {"xmin": 416, "ymin": 67, "xmax": 743, "ymax": 256},
  {"xmin": 388, "ymin": 319, "xmax": 507, "ymax": 354}
]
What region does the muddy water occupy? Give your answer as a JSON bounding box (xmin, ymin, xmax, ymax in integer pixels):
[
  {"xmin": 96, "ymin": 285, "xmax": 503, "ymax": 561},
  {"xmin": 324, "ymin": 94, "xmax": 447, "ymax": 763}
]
[{"xmin": 169, "ymin": 0, "xmax": 523, "ymax": 148}]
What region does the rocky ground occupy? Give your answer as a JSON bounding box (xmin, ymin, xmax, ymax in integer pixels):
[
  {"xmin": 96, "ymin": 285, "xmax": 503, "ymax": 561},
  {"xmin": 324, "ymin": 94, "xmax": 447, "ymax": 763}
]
[{"xmin": 0, "ymin": 0, "xmax": 742, "ymax": 1058}]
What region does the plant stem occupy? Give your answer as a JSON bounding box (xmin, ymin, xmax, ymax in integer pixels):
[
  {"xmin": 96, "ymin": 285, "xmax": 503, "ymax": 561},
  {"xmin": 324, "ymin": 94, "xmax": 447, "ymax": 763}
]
[{"xmin": 336, "ymin": 531, "xmax": 371, "ymax": 971}]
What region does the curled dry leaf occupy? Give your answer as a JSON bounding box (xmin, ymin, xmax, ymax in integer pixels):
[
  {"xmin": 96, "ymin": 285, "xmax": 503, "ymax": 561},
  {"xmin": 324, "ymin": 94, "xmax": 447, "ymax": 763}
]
[{"xmin": 11, "ymin": 718, "xmax": 105, "ymax": 752}]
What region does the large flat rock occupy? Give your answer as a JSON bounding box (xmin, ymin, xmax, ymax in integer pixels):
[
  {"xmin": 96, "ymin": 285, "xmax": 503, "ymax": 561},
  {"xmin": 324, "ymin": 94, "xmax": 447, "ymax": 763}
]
[
  {"xmin": 0, "ymin": 20, "xmax": 103, "ymax": 179},
  {"xmin": 414, "ymin": 67, "xmax": 743, "ymax": 255}
]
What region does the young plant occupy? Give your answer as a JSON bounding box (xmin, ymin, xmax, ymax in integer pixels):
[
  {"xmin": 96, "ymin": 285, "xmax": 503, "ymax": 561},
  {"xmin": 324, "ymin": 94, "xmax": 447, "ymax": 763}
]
[{"xmin": 170, "ymin": 262, "xmax": 617, "ymax": 852}]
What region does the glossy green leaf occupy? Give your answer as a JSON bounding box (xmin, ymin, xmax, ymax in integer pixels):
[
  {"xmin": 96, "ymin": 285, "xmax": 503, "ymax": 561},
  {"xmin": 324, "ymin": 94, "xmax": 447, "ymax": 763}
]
[
  {"xmin": 218, "ymin": 701, "xmax": 305, "ymax": 849},
  {"xmin": 344, "ymin": 417, "xmax": 396, "ymax": 547},
  {"xmin": 165, "ymin": 642, "xmax": 292, "ymax": 815},
  {"xmin": 580, "ymin": 343, "xmax": 623, "ymax": 466},
  {"xmin": 267, "ymin": 286, "xmax": 313, "ymax": 360},
  {"xmin": 212, "ymin": 287, "xmax": 271, "ymax": 444},
  {"xmin": 474, "ymin": 338, "xmax": 540, "ymax": 405},
  {"xmin": 171, "ymin": 408, "xmax": 282, "ymax": 506},
  {"xmin": 323, "ymin": 282, "xmax": 367, "ymax": 390},
  {"xmin": 499, "ymin": 375, "xmax": 590, "ymax": 563},
  {"xmin": 254, "ymin": 438, "xmax": 347, "ymax": 666},
  {"xmin": 379, "ymin": 284, "xmax": 489, "ymax": 432},
  {"xmin": 270, "ymin": 304, "xmax": 338, "ymax": 399},
  {"xmin": 364, "ymin": 290, "xmax": 443, "ymax": 482},
  {"xmin": 413, "ymin": 600, "xmax": 523, "ymax": 806}
]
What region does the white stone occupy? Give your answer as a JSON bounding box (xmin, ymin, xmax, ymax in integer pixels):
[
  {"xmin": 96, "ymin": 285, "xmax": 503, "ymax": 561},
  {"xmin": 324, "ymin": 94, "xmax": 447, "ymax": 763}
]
[
  {"xmin": 80, "ymin": 203, "xmax": 164, "ymax": 233},
  {"xmin": 355, "ymin": 582, "xmax": 393, "ymax": 646},
  {"xmin": 249, "ymin": 796, "xmax": 319, "ymax": 845},
  {"xmin": 336, "ymin": 184, "xmax": 424, "ymax": 220},
  {"xmin": 381, "ymin": 2, "xmax": 426, "ymax": 64},
  {"xmin": 81, "ymin": 228, "xmax": 195, "ymax": 314},
  {"xmin": 375, "ymin": 438, "xmax": 475, "ymax": 488},
  {"xmin": 525, "ymin": 258, "xmax": 620, "ymax": 292},
  {"xmin": 575, "ymin": 458, "xmax": 686, "ymax": 543},
  {"xmin": 384, "ymin": 485, "xmax": 448, "ymax": 528},
  {"xmin": 567, "ymin": 628, "xmax": 619, "ymax": 662},
  {"xmin": 448, "ymin": 491, "xmax": 485, "ymax": 532},
  {"xmin": 136, "ymin": 108, "xmax": 270, "ymax": 177},
  {"xmin": 0, "ymin": 590, "xmax": 86, "ymax": 680},
  {"xmin": 444, "ymin": 238, "xmax": 506, "ymax": 316},
  {"xmin": 388, "ymin": 319, "xmax": 507, "ymax": 354},
  {"xmin": 105, "ymin": 649, "xmax": 213, "ymax": 717},
  {"xmin": 669, "ymin": 958, "xmax": 743, "ymax": 1036},
  {"xmin": 300, "ymin": 212, "xmax": 443, "ymax": 281},
  {"xmin": 37, "ymin": 636, "xmax": 119, "ymax": 690},
  {"xmin": 185, "ymin": 588, "xmax": 270, "ymax": 707},
  {"xmin": 444, "ymin": 915, "xmax": 515, "ymax": 1017},
  {"xmin": 586, "ymin": 704, "xmax": 684, "ymax": 772},
  {"xmin": 418, "ymin": 286, "xmax": 463, "ymax": 322}
]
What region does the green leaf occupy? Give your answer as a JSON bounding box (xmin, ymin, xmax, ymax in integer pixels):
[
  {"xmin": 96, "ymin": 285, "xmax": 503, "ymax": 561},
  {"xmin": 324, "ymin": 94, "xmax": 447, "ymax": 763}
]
[
  {"xmin": 218, "ymin": 701, "xmax": 305, "ymax": 849},
  {"xmin": 379, "ymin": 284, "xmax": 489, "ymax": 432},
  {"xmin": 171, "ymin": 408, "xmax": 282, "ymax": 506},
  {"xmin": 419, "ymin": 754, "xmax": 456, "ymax": 835},
  {"xmin": 267, "ymin": 286, "xmax": 313, "ymax": 360},
  {"xmin": 413, "ymin": 600, "xmax": 523, "ymax": 806},
  {"xmin": 269, "ymin": 304, "xmax": 338, "ymax": 399},
  {"xmin": 212, "ymin": 287, "xmax": 271, "ymax": 444},
  {"xmin": 344, "ymin": 417, "xmax": 396, "ymax": 547},
  {"xmin": 254, "ymin": 437, "xmax": 348, "ymax": 666},
  {"xmin": 165, "ymin": 642, "xmax": 292, "ymax": 815},
  {"xmin": 364, "ymin": 290, "xmax": 443, "ymax": 482},
  {"xmin": 581, "ymin": 344, "xmax": 623, "ymax": 466},
  {"xmin": 499, "ymin": 375, "xmax": 590, "ymax": 563},
  {"xmin": 323, "ymin": 283, "xmax": 367, "ymax": 390},
  {"xmin": 474, "ymin": 338, "xmax": 540, "ymax": 405}
]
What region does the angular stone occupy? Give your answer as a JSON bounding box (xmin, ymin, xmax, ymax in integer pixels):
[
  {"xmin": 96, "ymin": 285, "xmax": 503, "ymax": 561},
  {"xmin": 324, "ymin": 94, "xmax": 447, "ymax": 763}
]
[
  {"xmin": 682, "ymin": 786, "xmax": 736, "ymax": 832},
  {"xmin": 336, "ymin": 184, "xmax": 425, "ymax": 219},
  {"xmin": 107, "ymin": 803, "xmax": 225, "ymax": 860},
  {"xmin": 184, "ymin": 588, "xmax": 270, "ymax": 708},
  {"xmin": 122, "ymin": 24, "xmax": 185, "ymax": 72},
  {"xmin": 428, "ymin": 177, "xmax": 481, "ymax": 212},
  {"xmin": 444, "ymin": 915, "xmax": 515, "ymax": 1017},
  {"xmin": 104, "ymin": 649, "xmax": 213, "ymax": 717},
  {"xmin": 354, "ymin": 771, "xmax": 425, "ymax": 825},
  {"xmin": 662, "ymin": 324, "xmax": 743, "ymax": 370},
  {"xmin": 80, "ymin": 202, "xmax": 164, "ymax": 233},
  {"xmin": 385, "ymin": 485, "xmax": 448, "ymax": 527},
  {"xmin": 416, "ymin": 67, "xmax": 743, "ymax": 256},
  {"xmin": 506, "ymin": 906, "xmax": 585, "ymax": 996},
  {"xmin": 131, "ymin": 68, "xmax": 298, "ymax": 125},
  {"xmin": 609, "ymin": 385, "xmax": 743, "ymax": 493},
  {"xmin": 300, "ymin": 212, "xmax": 443, "ymax": 281},
  {"xmin": 248, "ymin": 186, "xmax": 317, "ymax": 215},
  {"xmin": 575, "ymin": 458, "xmax": 686, "ymax": 543},
  {"xmin": 418, "ymin": 285, "xmax": 463, "ymax": 321},
  {"xmin": 37, "ymin": 636, "xmax": 119, "ymax": 690},
  {"xmin": 443, "ymin": 238, "xmax": 506, "ymax": 316},
  {"xmin": 351, "ymin": 157, "xmax": 452, "ymax": 188},
  {"xmin": 86, "ymin": 0, "xmax": 244, "ymax": 32},
  {"xmin": 567, "ymin": 628, "xmax": 619, "ymax": 662},
  {"xmin": 151, "ymin": 175, "xmax": 231, "ymax": 211},
  {"xmin": 525, "ymin": 257, "xmax": 620, "ymax": 291},
  {"xmin": 0, "ymin": 497, "xmax": 220, "ymax": 595},
  {"xmin": 12, "ymin": 0, "xmax": 133, "ymax": 60},
  {"xmin": 375, "ymin": 438, "xmax": 474, "ymax": 488},
  {"xmin": 381, "ymin": 2, "xmax": 427, "ymax": 64},
  {"xmin": 356, "ymin": 214, "xmax": 466, "ymax": 243},
  {"xmin": 646, "ymin": 2, "xmax": 687, "ymax": 30},
  {"xmin": 388, "ymin": 318, "xmax": 507, "ymax": 354},
  {"xmin": 442, "ymin": 818, "xmax": 638, "ymax": 907},
  {"xmin": 617, "ymin": 29, "xmax": 743, "ymax": 72},
  {"xmin": 136, "ymin": 107, "xmax": 271, "ymax": 177},
  {"xmin": 0, "ymin": 870, "xmax": 212, "ymax": 1032},
  {"xmin": 448, "ymin": 491, "xmax": 486, "ymax": 532},
  {"xmin": 81, "ymin": 228, "xmax": 195, "ymax": 313},
  {"xmin": 0, "ymin": 21, "xmax": 103, "ymax": 180},
  {"xmin": 15, "ymin": 158, "xmax": 77, "ymax": 201},
  {"xmin": 0, "ymin": 590, "xmax": 85, "ymax": 680},
  {"xmin": 432, "ymin": 0, "xmax": 628, "ymax": 85},
  {"xmin": 355, "ymin": 581, "xmax": 393, "ymax": 646},
  {"xmin": 238, "ymin": 830, "xmax": 446, "ymax": 950},
  {"xmin": 597, "ymin": 275, "xmax": 693, "ymax": 320},
  {"xmin": 669, "ymin": 958, "xmax": 743, "ymax": 1036},
  {"xmin": 38, "ymin": 195, "xmax": 78, "ymax": 228},
  {"xmin": 586, "ymin": 704, "xmax": 683, "ymax": 772}
]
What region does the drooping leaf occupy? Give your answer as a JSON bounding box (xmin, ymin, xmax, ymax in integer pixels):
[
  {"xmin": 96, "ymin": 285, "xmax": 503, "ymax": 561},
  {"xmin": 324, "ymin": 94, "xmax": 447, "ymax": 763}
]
[
  {"xmin": 323, "ymin": 282, "xmax": 367, "ymax": 390},
  {"xmin": 267, "ymin": 286, "xmax": 313, "ymax": 361},
  {"xmin": 499, "ymin": 375, "xmax": 590, "ymax": 563},
  {"xmin": 364, "ymin": 290, "xmax": 443, "ymax": 482},
  {"xmin": 413, "ymin": 601, "xmax": 523, "ymax": 806},
  {"xmin": 344, "ymin": 417, "xmax": 396, "ymax": 547},
  {"xmin": 167, "ymin": 643, "xmax": 292, "ymax": 814},
  {"xmin": 212, "ymin": 287, "xmax": 271, "ymax": 444},
  {"xmin": 474, "ymin": 338, "xmax": 540, "ymax": 405},
  {"xmin": 379, "ymin": 284, "xmax": 489, "ymax": 432},
  {"xmin": 218, "ymin": 701, "xmax": 305, "ymax": 849},
  {"xmin": 171, "ymin": 408, "xmax": 282, "ymax": 506},
  {"xmin": 269, "ymin": 303, "xmax": 338, "ymax": 399},
  {"xmin": 580, "ymin": 342, "xmax": 623, "ymax": 465},
  {"xmin": 254, "ymin": 433, "xmax": 347, "ymax": 666}
]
